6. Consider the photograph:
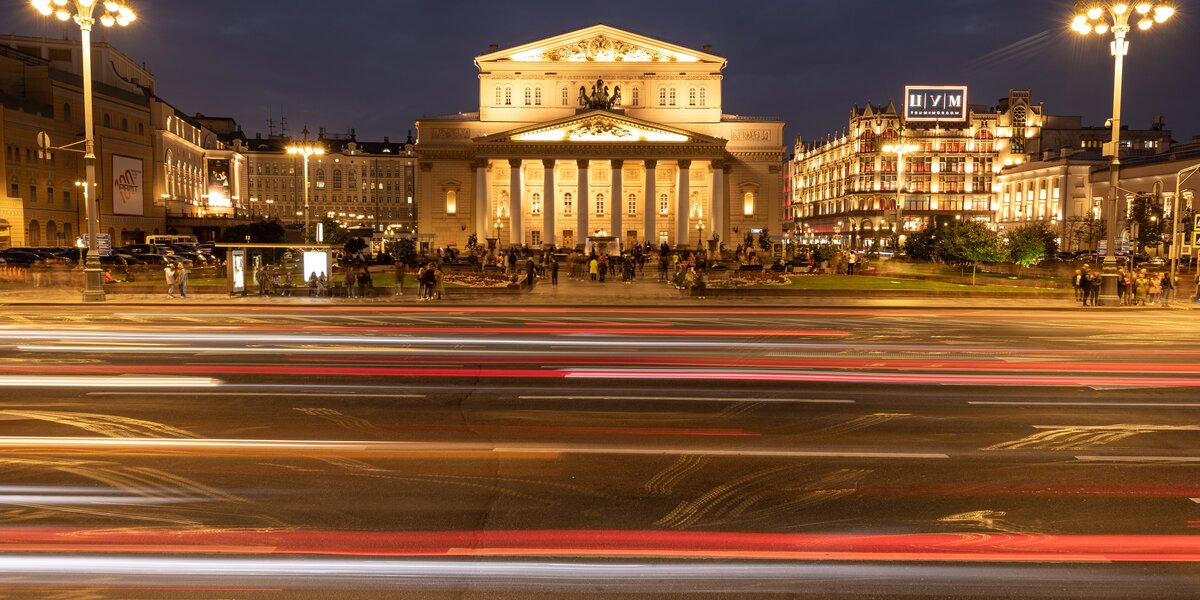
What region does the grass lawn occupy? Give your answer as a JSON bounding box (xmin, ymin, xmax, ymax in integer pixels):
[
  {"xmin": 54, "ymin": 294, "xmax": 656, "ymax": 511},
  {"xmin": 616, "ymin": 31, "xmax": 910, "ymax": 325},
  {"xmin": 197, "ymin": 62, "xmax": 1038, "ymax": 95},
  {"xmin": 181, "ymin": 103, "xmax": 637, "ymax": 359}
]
[{"xmin": 747, "ymin": 275, "xmax": 1069, "ymax": 293}]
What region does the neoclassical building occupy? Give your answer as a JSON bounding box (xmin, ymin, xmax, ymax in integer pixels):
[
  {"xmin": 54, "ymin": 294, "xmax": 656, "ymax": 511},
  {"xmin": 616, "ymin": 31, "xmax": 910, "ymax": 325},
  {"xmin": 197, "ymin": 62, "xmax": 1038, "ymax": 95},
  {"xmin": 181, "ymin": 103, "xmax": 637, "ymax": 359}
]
[{"xmin": 415, "ymin": 25, "xmax": 784, "ymax": 252}]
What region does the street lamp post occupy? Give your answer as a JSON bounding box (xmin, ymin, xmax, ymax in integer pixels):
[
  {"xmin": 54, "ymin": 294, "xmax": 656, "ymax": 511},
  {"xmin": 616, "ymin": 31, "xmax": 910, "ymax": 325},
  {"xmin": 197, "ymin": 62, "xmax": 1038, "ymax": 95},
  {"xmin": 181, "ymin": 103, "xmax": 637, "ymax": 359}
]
[
  {"xmin": 1072, "ymin": 0, "xmax": 1175, "ymax": 305},
  {"xmin": 287, "ymin": 127, "xmax": 325, "ymax": 242},
  {"xmin": 882, "ymin": 142, "xmax": 918, "ymax": 251},
  {"xmin": 32, "ymin": 0, "xmax": 136, "ymax": 302},
  {"xmin": 696, "ymin": 221, "xmax": 706, "ymax": 251},
  {"xmin": 1170, "ymin": 163, "xmax": 1200, "ymax": 289}
]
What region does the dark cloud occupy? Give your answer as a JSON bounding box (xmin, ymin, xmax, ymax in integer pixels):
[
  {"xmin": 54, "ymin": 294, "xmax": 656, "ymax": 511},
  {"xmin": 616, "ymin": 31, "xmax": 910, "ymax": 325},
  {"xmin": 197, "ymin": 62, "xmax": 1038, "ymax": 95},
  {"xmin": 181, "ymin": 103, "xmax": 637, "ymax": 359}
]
[{"xmin": 7, "ymin": 0, "xmax": 1198, "ymax": 147}]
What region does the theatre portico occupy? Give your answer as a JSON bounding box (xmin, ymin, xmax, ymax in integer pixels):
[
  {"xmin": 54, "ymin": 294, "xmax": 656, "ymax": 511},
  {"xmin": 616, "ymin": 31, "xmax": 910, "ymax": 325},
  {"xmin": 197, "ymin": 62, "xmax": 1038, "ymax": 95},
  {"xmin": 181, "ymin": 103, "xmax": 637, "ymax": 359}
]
[{"xmin": 415, "ymin": 24, "xmax": 784, "ymax": 252}]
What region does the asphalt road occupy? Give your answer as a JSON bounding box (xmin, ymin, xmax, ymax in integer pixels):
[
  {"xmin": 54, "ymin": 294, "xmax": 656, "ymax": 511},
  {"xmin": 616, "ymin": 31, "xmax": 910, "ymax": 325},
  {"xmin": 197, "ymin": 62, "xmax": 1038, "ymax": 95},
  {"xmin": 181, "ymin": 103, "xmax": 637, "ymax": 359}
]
[{"xmin": 0, "ymin": 304, "xmax": 1197, "ymax": 599}]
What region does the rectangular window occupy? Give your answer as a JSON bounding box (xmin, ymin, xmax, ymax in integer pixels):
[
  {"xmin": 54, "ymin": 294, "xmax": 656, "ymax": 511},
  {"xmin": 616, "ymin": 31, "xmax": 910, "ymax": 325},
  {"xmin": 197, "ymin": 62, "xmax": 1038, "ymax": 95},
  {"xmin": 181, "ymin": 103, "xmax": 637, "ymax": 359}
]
[
  {"xmin": 659, "ymin": 230, "xmax": 669, "ymax": 244},
  {"xmin": 531, "ymin": 230, "xmax": 541, "ymax": 246},
  {"xmin": 29, "ymin": 185, "xmax": 37, "ymax": 203},
  {"xmin": 659, "ymin": 194, "xmax": 669, "ymax": 215},
  {"xmin": 563, "ymin": 194, "xmax": 573, "ymax": 215},
  {"xmin": 595, "ymin": 194, "xmax": 605, "ymax": 215},
  {"xmin": 63, "ymin": 191, "xmax": 71, "ymax": 207},
  {"xmin": 627, "ymin": 194, "xmax": 637, "ymax": 215}
]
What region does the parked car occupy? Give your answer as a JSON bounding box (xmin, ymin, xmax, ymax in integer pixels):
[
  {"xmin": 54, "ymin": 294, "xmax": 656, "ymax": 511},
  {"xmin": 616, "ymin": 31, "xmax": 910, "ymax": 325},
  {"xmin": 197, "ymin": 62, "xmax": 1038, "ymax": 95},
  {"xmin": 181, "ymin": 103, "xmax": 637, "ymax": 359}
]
[
  {"xmin": 131, "ymin": 253, "xmax": 172, "ymax": 266},
  {"xmin": 0, "ymin": 250, "xmax": 47, "ymax": 265}
]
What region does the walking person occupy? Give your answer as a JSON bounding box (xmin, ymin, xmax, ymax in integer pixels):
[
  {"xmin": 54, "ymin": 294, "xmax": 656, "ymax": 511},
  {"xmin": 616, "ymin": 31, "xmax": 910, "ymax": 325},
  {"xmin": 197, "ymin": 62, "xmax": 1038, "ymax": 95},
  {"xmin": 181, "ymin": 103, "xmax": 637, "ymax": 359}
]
[
  {"xmin": 1161, "ymin": 271, "xmax": 1176, "ymax": 306},
  {"xmin": 175, "ymin": 262, "xmax": 189, "ymax": 299},
  {"xmin": 847, "ymin": 252, "xmax": 858, "ymax": 275},
  {"xmin": 357, "ymin": 267, "xmax": 373, "ymax": 299},
  {"xmin": 393, "ymin": 262, "xmax": 405, "ymax": 296},
  {"xmin": 694, "ymin": 268, "xmax": 707, "ymax": 299},
  {"xmin": 433, "ymin": 265, "xmax": 445, "ymax": 300},
  {"xmin": 164, "ymin": 263, "xmax": 177, "ymax": 299},
  {"xmin": 550, "ymin": 256, "xmax": 559, "ymax": 286},
  {"xmin": 1073, "ymin": 269, "xmax": 1084, "ymax": 302}
]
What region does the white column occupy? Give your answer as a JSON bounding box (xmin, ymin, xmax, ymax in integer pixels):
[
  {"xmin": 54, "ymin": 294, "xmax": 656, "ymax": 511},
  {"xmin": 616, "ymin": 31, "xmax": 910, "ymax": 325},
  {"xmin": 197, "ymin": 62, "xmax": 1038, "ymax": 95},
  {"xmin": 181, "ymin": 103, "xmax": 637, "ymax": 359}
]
[
  {"xmin": 508, "ymin": 158, "xmax": 523, "ymax": 246},
  {"xmin": 474, "ymin": 160, "xmax": 487, "ymax": 240},
  {"xmin": 643, "ymin": 160, "xmax": 657, "ymax": 245},
  {"xmin": 542, "ymin": 159, "xmax": 556, "ymax": 248},
  {"xmin": 676, "ymin": 159, "xmax": 691, "ymax": 247},
  {"xmin": 611, "ymin": 160, "xmax": 623, "ymax": 248},
  {"xmin": 576, "ymin": 159, "xmax": 589, "ymax": 246},
  {"xmin": 711, "ymin": 160, "xmax": 725, "ymax": 245}
]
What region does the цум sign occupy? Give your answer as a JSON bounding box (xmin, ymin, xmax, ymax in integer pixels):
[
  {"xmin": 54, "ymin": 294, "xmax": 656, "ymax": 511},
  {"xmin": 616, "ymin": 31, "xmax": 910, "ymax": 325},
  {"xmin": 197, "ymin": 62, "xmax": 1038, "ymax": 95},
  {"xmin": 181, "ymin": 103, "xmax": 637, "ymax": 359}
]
[{"xmin": 904, "ymin": 86, "xmax": 968, "ymax": 122}]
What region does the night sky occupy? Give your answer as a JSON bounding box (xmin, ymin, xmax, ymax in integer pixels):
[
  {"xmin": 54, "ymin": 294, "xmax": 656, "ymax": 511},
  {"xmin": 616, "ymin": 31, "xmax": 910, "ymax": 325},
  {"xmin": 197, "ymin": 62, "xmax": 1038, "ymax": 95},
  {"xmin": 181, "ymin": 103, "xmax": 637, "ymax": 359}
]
[{"xmin": 7, "ymin": 0, "xmax": 1199, "ymax": 151}]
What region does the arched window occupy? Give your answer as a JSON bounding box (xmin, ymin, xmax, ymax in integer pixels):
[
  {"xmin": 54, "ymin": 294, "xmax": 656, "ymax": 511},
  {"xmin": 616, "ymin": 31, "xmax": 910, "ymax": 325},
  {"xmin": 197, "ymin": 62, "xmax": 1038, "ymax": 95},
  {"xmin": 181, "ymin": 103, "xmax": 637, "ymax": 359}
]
[
  {"xmin": 332, "ymin": 169, "xmax": 343, "ymax": 189},
  {"xmin": 534, "ymin": 87, "xmax": 542, "ymax": 106},
  {"xmin": 504, "ymin": 86, "xmax": 512, "ymax": 106},
  {"xmin": 524, "ymin": 86, "xmax": 532, "ymax": 106},
  {"xmin": 563, "ymin": 192, "xmax": 573, "ymax": 215},
  {"xmin": 659, "ymin": 193, "xmax": 669, "ymax": 215},
  {"xmin": 561, "ymin": 87, "xmax": 569, "ymax": 106},
  {"xmin": 102, "ymin": 114, "xmax": 110, "ymax": 128},
  {"xmin": 699, "ymin": 87, "xmax": 707, "ymax": 107},
  {"xmin": 627, "ymin": 193, "xmax": 637, "ymax": 216},
  {"xmin": 859, "ymin": 130, "xmax": 876, "ymax": 153},
  {"xmin": 531, "ymin": 192, "xmax": 541, "ymax": 215},
  {"xmin": 1011, "ymin": 105, "xmax": 1028, "ymax": 153},
  {"xmin": 595, "ymin": 193, "xmax": 605, "ymax": 215},
  {"xmin": 137, "ymin": 122, "xmax": 144, "ymax": 136},
  {"xmin": 62, "ymin": 103, "xmax": 71, "ymax": 122},
  {"xmin": 658, "ymin": 87, "xmax": 666, "ymax": 106},
  {"xmin": 632, "ymin": 87, "xmax": 640, "ymax": 107},
  {"xmin": 28, "ymin": 220, "xmax": 40, "ymax": 245},
  {"xmin": 316, "ymin": 170, "xmax": 326, "ymax": 189},
  {"xmin": 669, "ymin": 88, "xmax": 677, "ymax": 106},
  {"xmin": 688, "ymin": 87, "xmax": 696, "ymax": 106},
  {"xmin": 445, "ymin": 190, "xmax": 457, "ymax": 215},
  {"xmin": 495, "ymin": 86, "xmax": 502, "ymax": 105},
  {"xmin": 973, "ymin": 129, "xmax": 995, "ymax": 153},
  {"xmin": 743, "ymin": 192, "xmax": 756, "ymax": 216},
  {"xmin": 121, "ymin": 117, "xmax": 128, "ymax": 132}
]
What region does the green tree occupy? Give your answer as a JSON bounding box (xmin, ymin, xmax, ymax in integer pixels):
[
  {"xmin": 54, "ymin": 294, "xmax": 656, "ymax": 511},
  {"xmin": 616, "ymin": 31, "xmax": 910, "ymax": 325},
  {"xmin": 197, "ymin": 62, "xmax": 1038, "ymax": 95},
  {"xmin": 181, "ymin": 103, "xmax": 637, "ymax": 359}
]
[
  {"xmin": 317, "ymin": 217, "xmax": 349, "ymax": 246},
  {"xmin": 1127, "ymin": 194, "xmax": 1165, "ymax": 256},
  {"xmin": 1007, "ymin": 223, "xmax": 1059, "ymax": 277},
  {"xmin": 937, "ymin": 221, "xmax": 1007, "ymax": 285},
  {"xmin": 386, "ymin": 237, "xmax": 417, "ymax": 266},
  {"xmin": 344, "ymin": 236, "xmax": 368, "ymax": 257},
  {"xmin": 757, "ymin": 227, "xmax": 772, "ymax": 255},
  {"xmin": 1066, "ymin": 215, "xmax": 1104, "ymax": 253},
  {"xmin": 903, "ymin": 227, "xmax": 938, "ymax": 262},
  {"xmin": 743, "ymin": 230, "xmax": 754, "ymax": 250}
]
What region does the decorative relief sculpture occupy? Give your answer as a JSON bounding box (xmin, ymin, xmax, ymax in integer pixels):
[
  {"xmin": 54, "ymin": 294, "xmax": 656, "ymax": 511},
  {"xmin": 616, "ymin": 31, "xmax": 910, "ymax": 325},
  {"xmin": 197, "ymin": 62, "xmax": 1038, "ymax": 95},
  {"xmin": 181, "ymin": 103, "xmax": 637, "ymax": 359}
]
[
  {"xmin": 580, "ymin": 77, "xmax": 620, "ymax": 110},
  {"xmin": 731, "ymin": 129, "xmax": 772, "ymax": 141},
  {"xmin": 539, "ymin": 35, "xmax": 673, "ymax": 62}
]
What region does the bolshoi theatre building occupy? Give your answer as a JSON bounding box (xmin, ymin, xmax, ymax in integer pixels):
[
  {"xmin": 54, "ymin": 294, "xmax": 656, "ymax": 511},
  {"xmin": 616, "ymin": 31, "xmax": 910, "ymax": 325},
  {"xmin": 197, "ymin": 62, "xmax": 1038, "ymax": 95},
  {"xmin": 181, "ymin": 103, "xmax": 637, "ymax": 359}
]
[{"xmin": 414, "ymin": 25, "xmax": 784, "ymax": 253}]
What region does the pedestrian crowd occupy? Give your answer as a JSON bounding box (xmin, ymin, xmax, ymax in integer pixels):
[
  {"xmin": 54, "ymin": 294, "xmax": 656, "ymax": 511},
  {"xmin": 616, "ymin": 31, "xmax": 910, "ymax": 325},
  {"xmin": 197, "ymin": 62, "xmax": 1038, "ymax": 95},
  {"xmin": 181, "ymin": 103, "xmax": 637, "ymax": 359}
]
[{"xmin": 1072, "ymin": 264, "xmax": 1180, "ymax": 307}]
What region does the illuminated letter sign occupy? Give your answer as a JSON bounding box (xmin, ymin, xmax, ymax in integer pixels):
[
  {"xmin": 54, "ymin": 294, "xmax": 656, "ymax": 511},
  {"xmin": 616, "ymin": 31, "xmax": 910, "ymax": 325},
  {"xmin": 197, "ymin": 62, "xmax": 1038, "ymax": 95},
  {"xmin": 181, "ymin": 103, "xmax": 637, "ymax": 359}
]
[{"xmin": 904, "ymin": 86, "xmax": 968, "ymax": 122}]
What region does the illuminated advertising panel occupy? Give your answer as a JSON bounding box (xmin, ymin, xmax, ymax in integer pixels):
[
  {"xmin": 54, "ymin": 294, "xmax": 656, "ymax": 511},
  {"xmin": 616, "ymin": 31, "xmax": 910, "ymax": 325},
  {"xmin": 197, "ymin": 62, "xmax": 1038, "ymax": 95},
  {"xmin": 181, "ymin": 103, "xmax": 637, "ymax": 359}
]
[
  {"xmin": 904, "ymin": 85, "xmax": 968, "ymax": 122},
  {"xmin": 231, "ymin": 249, "xmax": 246, "ymax": 294},
  {"xmin": 303, "ymin": 250, "xmax": 329, "ymax": 280},
  {"xmin": 111, "ymin": 154, "xmax": 144, "ymax": 216},
  {"xmin": 206, "ymin": 159, "xmax": 232, "ymax": 207}
]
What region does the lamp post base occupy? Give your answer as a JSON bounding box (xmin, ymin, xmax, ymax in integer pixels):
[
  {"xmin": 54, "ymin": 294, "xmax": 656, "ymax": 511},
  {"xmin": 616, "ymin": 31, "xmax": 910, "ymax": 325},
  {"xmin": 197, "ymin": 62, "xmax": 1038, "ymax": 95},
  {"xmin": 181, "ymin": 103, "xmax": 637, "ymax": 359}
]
[
  {"xmin": 1098, "ymin": 257, "xmax": 1120, "ymax": 306},
  {"xmin": 81, "ymin": 266, "xmax": 106, "ymax": 303}
]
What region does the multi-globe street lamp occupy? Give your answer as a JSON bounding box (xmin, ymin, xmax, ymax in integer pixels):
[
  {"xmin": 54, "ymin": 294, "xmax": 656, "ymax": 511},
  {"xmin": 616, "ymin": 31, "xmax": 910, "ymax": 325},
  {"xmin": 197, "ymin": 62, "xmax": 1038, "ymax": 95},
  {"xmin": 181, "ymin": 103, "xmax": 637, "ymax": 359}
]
[
  {"xmin": 31, "ymin": 0, "xmax": 136, "ymax": 302},
  {"xmin": 1071, "ymin": 0, "xmax": 1174, "ymax": 305},
  {"xmin": 882, "ymin": 142, "xmax": 918, "ymax": 250},
  {"xmin": 287, "ymin": 127, "xmax": 325, "ymax": 242}
]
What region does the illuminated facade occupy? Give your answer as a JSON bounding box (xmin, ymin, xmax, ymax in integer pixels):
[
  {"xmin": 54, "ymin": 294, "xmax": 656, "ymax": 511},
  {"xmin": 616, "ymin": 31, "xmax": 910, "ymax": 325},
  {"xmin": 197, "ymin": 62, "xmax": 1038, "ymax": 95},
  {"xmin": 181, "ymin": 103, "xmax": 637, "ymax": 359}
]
[
  {"xmin": 415, "ymin": 25, "xmax": 785, "ymax": 251},
  {"xmin": 790, "ymin": 90, "xmax": 1044, "ymax": 248}
]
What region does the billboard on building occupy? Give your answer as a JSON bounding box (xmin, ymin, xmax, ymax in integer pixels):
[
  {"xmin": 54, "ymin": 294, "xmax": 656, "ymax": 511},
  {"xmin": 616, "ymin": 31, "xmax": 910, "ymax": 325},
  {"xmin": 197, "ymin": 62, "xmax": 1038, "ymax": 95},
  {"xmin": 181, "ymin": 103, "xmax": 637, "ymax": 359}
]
[
  {"xmin": 904, "ymin": 85, "xmax": 968, "ymax": 122},
  {"xmin": 206, "ymin": 158, "xmax": 232, "ymax": 207},
  {"xmin": 111, "ymin": 154, "xmax": 144, "ymax": 216}
]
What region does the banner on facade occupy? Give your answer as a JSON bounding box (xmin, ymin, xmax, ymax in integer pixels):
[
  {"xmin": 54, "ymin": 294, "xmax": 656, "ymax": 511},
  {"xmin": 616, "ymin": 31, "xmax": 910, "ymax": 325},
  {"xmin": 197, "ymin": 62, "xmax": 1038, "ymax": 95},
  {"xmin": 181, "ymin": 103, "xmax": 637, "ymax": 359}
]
[
  {"xmin": 111, "ymin": 155, "xmax": 144, "ymax": 216},
  {"xmin": 206, "ymin": 159, "xmax": 232, "ymax": 207},
  {"xmin": 904, "ymin": 86, "xmax": 968, "ymax": 122}
]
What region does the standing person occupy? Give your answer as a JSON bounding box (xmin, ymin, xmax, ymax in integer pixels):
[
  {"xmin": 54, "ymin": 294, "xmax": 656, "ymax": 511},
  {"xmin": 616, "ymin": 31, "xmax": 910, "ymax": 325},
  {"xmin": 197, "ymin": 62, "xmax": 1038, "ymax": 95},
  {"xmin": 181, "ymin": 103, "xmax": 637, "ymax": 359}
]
[
  {"xmin": 1149, "ymin": 272, "xmax": 1162, "ymax": 305},
  {"xmin": 526, "ymin": 257, "xmax": 537, "ymax": 288},
  {"xmin": 1072, "ymin": 269, "xmax": 1084, "ymax": 302},
  {"xmin": 420, "ymin": 263, "xmax": 436, "ymax": 301},
  {"xmin": 694, "ymin": 268, "xmax": 707, "ymax": 299},
  {"xmin": 175, "ymin": 262, "xmax": 189, "ymax": 299},
  {"xmin": 357, "ymin": 267, "xmax": 373, "ymax": 298},
  {"xmin": 433, "ymin": 265, "xmax": 445, "ymax": 300},
  {"xmin": 589, "ymin": 256, "xmax": 599, "ymax": 282},
  {"xmin": 598, "ymin": 256, "xmax": 608, "ymax": 283},
  {"xmin": 1114, "ymin": 268, "xmax": 1125, "ymax": 305},
  {"xmin": 164, "ymin": 263, "xmax": 177, "ymax": 299},
  {"xmin": 343, "ymin": 263, "xmax": 355, "ymax": 298},
  {"xmin": 393, "ymin": 261, "xmax": 405, "ymax": 296},
  {"xmin": 846, "ymin": 252, "xmax": 857, "ymax": 275},
  {"xmin": 550, "ymin": 256, "xmax": 559, "ymax": 286},
  {"xmin": 1161, "ymin": 271, "xmax": 1175, "ymax": 306}
]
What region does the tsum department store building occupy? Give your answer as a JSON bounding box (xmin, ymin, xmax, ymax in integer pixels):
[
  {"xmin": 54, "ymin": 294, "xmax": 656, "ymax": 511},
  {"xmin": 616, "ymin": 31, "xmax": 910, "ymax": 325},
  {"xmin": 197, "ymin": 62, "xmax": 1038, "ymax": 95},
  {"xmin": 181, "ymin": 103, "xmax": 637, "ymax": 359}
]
[{"xmin": 415, "ymin": 25, "xmax": 784, "ymax": 251}]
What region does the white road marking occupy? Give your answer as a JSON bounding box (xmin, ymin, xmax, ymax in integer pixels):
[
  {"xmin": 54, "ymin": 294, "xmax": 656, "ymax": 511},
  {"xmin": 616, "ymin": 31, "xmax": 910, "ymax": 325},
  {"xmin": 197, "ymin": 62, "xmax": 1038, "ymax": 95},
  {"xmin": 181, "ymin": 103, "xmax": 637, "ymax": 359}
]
[
  {"xmin": 0, "ymin": 376, "xmax": 218, "ymax": 388},
  {"xmin": 502, "ymin": 447, "xmax": 949, "ymax": 459},
  {"xmin": 518, "ymin": 396, "xmax": 854, "ymax": 404},
  {"xmin": 970, "ymin": 401, "xmax": 1200, "ymax": 408},
  {"xmin": 87, "ymin": 392, "xmax": 426, "ymax": 398}
]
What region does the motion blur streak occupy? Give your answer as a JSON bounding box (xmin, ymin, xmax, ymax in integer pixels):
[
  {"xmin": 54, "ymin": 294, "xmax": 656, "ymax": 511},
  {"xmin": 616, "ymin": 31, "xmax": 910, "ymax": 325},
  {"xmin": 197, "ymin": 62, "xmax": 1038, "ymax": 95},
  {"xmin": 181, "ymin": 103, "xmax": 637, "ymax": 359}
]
[
  {"xmin": 0, "ymin": 530, "xmax": 1196, "ymax": 562},
  {"xmin": 0, "ymin": 376, "xmax": 220, "ymax": 388}
]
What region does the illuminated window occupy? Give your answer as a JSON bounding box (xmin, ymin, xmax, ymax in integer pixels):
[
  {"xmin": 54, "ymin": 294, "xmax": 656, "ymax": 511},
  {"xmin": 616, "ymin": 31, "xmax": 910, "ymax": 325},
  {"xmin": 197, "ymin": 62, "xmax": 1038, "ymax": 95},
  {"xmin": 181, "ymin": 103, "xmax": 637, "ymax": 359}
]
[
  {"xmin": 743, "ymin": 192, "xmax": 756, "ymax": 216},
  {"xmin": 561, "ymin": 87, "xmax": 568, "ymax": 106},
  {"xmin": 659, "ymin": 193, "xmax": 669, "ymax": 215},
  {"xmin": 535, "ymin": 87, "xmax": 542, "ymax": 106},
  {"xmin": 504, "ymin": 86, "xmax": 512, "ymax": 106},
  {"xmin": 1011, "ymin": 105, "xmax": 1027, "ymax": 153},
  {"xmin": 632, "ymin": 87, "xmax": 640, "ymax": 106},
  {"xmin": 699, "ymin": 87, "xmax": 707, "ymax": 107},
  {"xmin": 669, "ymin": 87, "xmax": 677, "ymax": 106},
  {"xmin": 495, "ymin": 86, "xmax": 502, "ymax": 105},
  {"xmin": 524, "ymin": 87, "xmax": 532, "ymax": 106},
  {"xmin": 595, "ymin": 192, "xmax": 606, "ymax": 215},
  {"xmin": 659, "ymin": 230, "xmax": 669, "ymax": 244},
  {"xmin": 445, "ymin": 190, "xmax": 457, "ymax": 215},
  {"xmin": 563, "ymin": 192, "xmax": 573, "ymax": 215},
  {"xmin": 532, "ymin": 192, "xmax": 541, "ymax": 215},
  {"xmin": 658, "ymin": 87, "xmax": 666, "ymax": 106},
  {"xmin": 627, "ymin": 193, "xmax": 637, "ymax": 215},
  {"xmin": 688, "ymin": 87, "xmax": 696, "ymax": 106},
  {"xmin": 531, "ymin": 230, "xmax": 541, "ymax": 246}
]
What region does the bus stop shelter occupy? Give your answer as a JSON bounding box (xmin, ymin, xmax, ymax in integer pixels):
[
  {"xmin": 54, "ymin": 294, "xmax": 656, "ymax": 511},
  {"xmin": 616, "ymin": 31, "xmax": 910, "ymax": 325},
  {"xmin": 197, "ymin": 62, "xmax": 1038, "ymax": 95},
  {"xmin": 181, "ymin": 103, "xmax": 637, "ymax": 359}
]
[{"xmin": 216, "ymin": 243, "xmax": 339, "ymax": 296}]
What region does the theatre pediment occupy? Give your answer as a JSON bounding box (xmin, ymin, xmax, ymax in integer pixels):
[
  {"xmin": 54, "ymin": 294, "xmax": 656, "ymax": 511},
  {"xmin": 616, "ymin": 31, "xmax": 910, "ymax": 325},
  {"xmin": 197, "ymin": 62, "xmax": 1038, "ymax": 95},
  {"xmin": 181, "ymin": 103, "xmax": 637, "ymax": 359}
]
[
  {"xmin": 476, "ymin": 111, "xmax": 724, "ymax": 147},
  {"xmin": 477, "ymin": 25, "xmax": 724, "ymax": 65}
]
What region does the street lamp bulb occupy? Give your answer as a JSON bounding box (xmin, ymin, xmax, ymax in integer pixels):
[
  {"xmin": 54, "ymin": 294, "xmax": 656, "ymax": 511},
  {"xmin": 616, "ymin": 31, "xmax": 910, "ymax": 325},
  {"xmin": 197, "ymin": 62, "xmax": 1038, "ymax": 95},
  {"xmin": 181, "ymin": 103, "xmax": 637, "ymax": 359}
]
[
  {"xmin": 115, "ymin": 15, "xmax": 129, "ymax": 26},
  {"xmin": 118, "ymin": 5, "xmax": 134, "ymax": 20},
  {"xmin": 1087, "ymin": 6, "xmax": 1103, "ymax": 19},
  {"xmin": 1094, "ymin": 23, "xmax": 1110, "ymax": 33},
  {"xmin": 1113, "ymin": 3, "xmax": 1129, "ymax": 15},
  {"xmin": 80, "ymin": 0, "xmax": 95, "ymax": 7},
  {"xmin": 104, "ymin": 1, "xmax": 118, "ymax": 10},
  {"xmin": 54, "ymin": 9, "xmax": 71, "ymax": 20},
  {"xmin": 1138, "ymin": 17, "xmax": 1153, "ymax": 28},
  {"xmin": 52, "ymin": 0, "xmax": 67, "ymax": 5},
  {"xmin": 1154, "ymin": 4, "xmax": 1174, "ymax": 21},
  {"xmin": 1135, "ymin": 2, "xmax": 1153, "ymax": 13},
  {"xmin": 1072, "ymin": 20, "xmax": 1091, "ymax": 33},
  {"xmin": 99, "ymin": 14, "xmax": 115, "ymax": 26},
  {"xmin": 34, "ymin": 4, "xmax": 53, "ymax": 15}
]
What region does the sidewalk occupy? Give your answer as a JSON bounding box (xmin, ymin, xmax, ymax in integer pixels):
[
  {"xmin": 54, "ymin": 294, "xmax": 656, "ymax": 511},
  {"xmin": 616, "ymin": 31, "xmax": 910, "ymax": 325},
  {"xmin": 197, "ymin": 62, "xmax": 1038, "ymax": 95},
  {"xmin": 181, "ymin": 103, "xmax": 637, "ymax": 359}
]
[{"xmin": 2, "ymin": 276, "xmax": 1196, "ymax": 310}]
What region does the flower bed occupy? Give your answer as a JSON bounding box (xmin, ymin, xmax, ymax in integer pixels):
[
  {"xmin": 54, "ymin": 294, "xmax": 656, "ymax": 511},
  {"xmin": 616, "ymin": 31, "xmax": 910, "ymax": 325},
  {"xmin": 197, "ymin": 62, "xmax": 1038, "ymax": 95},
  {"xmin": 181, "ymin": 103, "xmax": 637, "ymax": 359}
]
[
  {"xmin": 443, "ymin": 271, "xmax": 515, "ymax": 288},
  {"xmin": 713, "ymin": 271, "xmax": 792, "ymax": 288}
]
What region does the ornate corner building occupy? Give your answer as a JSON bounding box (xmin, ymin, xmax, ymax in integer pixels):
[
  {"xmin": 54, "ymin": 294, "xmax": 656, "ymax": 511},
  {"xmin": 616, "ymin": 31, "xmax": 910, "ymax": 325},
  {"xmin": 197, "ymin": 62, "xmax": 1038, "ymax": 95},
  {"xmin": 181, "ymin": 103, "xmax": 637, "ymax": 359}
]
[{"xmin": 415, "ymin": 25, "xmax": 785, "ymax": 251}]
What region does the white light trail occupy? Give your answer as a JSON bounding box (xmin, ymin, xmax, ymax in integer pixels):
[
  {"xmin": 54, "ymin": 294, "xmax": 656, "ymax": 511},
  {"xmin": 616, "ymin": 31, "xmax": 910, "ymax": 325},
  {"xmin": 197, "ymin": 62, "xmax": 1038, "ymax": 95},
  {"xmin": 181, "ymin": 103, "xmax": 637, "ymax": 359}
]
[{"xmin": 0, "ymin": 376, "xmax": 219, "ymax": 388}]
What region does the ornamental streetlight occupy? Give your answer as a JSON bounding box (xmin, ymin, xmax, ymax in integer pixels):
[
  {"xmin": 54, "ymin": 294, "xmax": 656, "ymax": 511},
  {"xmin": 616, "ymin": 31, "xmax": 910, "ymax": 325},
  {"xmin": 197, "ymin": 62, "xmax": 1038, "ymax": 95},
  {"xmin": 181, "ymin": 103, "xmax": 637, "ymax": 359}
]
[
  {"xmin": 32, "ymin": 0, "xmax": 136, "ymax": 301},
  {"xmin": 1169, "ymin": 163, "xmax": 1200, "ymax": 290},
  {"xmin": 286, "ymin": 127, "xmax": 325, "ymax": 242},
  {"xmin": 882, "ymin": 142, "xmax": 918, "ymax": 249},
  {"xmin": 1071, "ymin": 0, "xmax": 1174, "ymax": 305}
]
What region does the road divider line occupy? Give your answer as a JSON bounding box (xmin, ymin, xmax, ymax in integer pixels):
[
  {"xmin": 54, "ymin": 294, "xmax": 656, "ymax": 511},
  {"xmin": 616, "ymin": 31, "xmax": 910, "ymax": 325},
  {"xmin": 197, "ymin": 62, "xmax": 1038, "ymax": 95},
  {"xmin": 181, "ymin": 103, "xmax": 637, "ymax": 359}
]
[
  {"xmin": 87, "ymin": 392, "xmax": 426, "ymax": 398},
  {"xmin": 971, "ymin": 401, "xmax": 1200, "ymax": 408},
  {"xmin": 495, "ymin": 447, "xmax": 949, "ymax": 460},
  {"xmin": 0, "ymin": 376, "xmax": 219, "ymax": 388},
  {"xmin": 1075, "ymin": 456, "xmax": 1200, "ymax": 463},
  {"xmin": 517, "ymin": 396, "xmax": 854, "ymax": 404}
]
